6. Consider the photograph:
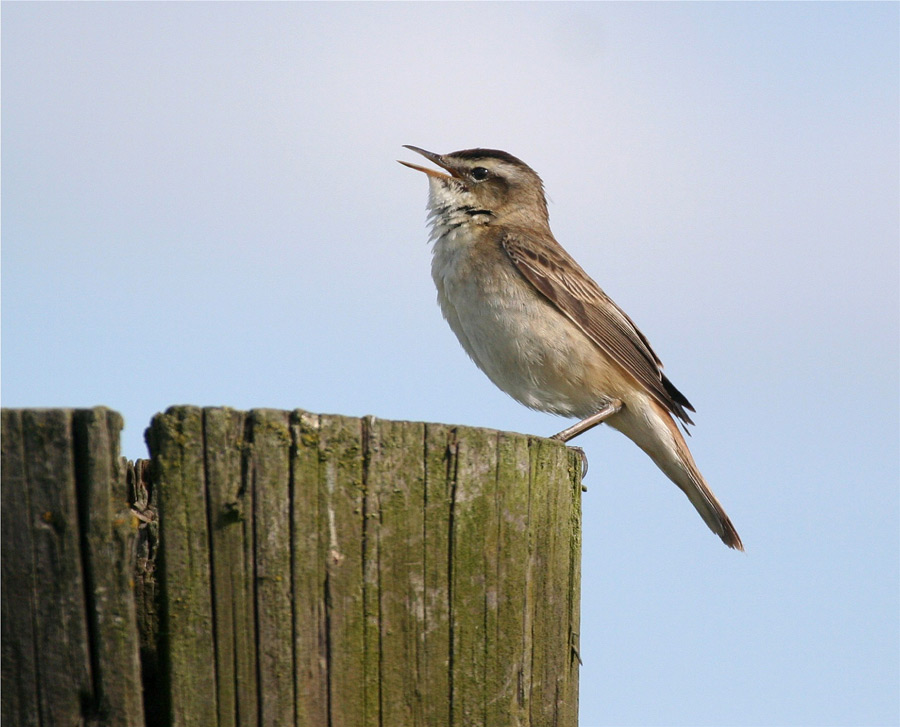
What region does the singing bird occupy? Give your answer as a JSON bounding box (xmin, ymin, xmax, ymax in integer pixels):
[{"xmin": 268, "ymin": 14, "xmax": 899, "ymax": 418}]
[{"xmin": 400, "ymin": 145, "xmax": 742, "ymax": 550}]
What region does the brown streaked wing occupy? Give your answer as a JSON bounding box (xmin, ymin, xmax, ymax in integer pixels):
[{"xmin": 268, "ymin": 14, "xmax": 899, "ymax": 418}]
[{"xmin": 500, "ymin": 230, "xmax": 695, "ymax": 425}]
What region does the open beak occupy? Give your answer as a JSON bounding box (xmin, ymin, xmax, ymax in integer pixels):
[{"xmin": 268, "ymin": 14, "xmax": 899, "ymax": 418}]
[{"xmin": 398, "ymin": 145, "xmax": 459, "ymax": 180}]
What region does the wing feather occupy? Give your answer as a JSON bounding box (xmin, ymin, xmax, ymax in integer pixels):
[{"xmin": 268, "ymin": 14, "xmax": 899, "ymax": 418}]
[{"xmin": 501, "ymin": 230, "xmax": 696, "ymax": 425}]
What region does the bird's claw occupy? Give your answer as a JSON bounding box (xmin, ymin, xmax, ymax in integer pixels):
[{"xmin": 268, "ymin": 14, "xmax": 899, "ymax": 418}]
[{"xmin": 568, "ymin": 446, "xmax": 589, "ymax": 481}]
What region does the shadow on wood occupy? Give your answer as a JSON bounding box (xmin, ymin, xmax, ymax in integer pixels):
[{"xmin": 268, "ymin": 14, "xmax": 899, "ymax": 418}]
[{"xmin": 2, "ymin": 406, "xmax": 583, "ymax": 727}]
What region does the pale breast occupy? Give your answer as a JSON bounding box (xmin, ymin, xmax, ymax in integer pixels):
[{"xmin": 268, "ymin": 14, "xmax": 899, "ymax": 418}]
[{"xmin": 431, "ymin": 228, "xmax": 621, "ymax": 418}]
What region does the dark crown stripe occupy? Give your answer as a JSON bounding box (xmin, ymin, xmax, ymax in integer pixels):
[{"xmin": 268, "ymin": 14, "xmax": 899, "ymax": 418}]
[{"xmin": 451, "ymin": 148, "xmax": 531, "ymax": 168}]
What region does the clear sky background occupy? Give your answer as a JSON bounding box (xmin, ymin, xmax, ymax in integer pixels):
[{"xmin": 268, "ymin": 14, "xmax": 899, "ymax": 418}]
[{"xmin": 3, "ymin": 3, "xmax": 898, "ymax": 725}]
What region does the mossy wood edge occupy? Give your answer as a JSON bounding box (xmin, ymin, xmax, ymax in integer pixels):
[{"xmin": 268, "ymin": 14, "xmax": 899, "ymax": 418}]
[{"xmin": 1, "ymin": 405, "xmax": 583, "ymax": 727}]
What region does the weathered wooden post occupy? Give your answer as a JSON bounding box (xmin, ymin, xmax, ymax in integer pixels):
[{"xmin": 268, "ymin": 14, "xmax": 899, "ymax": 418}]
[
  {"xmin": 2, "ymin": 405, "xmax": 582, "ymax": 726},
  {"xmin": 0, "ymin": 408, "xmax": 144, "ymax": 727}
]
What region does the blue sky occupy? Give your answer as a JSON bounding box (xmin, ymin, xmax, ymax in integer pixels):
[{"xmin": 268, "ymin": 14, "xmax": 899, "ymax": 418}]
[{"xmin": 3, "ymin": 3, "xmax": 898, "ymax": 725}]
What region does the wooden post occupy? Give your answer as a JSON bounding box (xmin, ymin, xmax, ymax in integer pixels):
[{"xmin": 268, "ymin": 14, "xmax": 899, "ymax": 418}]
[
  {"xmin": 147, "ymin": 406, "xmax": 582, "ymax": 727},
  {"xmin": 0, "ymin": 408, "xmax": 144, "ymax": 727},
  {"xmin": 2, "ymin": 406, "xmax": 582, "ymax": 727}
]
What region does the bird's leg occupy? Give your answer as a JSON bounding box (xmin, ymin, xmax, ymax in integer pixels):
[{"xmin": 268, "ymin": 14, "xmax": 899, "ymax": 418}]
[{"xmin": 551, "ymin": 399, "xmax": 623, "ymax": 443}]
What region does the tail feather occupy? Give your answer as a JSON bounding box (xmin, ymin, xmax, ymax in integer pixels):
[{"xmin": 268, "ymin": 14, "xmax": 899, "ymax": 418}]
[
  {"xmin": 677, "ymin": 465, "xmax": 743, "ymax": 550},
  {"xmin": 612, "ymin": 399, "xmax": 744, "ymax": 550},
  {"xmin": 659, "ymin": 414, "xmax": 743, "ymax": 551}
]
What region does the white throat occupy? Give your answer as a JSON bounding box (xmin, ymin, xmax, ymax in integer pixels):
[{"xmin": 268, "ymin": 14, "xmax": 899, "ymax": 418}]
[{"xmin": 425, "ymin": 176, "xmax": 493, "ymax": 244}]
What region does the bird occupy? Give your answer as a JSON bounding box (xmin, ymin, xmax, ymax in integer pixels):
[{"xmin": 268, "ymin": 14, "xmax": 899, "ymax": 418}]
[{"xmin": 400, "ymin": 145, "xmax": 743, "ymax": 550}]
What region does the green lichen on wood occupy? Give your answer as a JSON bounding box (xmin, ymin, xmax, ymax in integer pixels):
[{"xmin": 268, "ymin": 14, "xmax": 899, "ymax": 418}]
[
  {"xmin": 203, "ymin": 407, "xmax": 257, "ymax": 727},
  {"xmin": 290, "ymin": 410, "xmax": 328, "ymax": 726},
  {"xmin": 526, "ymin": 436, "xmax": 580, "ymax": 725},
  {"xmin": 448, "ymin": 424, "xmax": 498, "ymax": 726},
  {"xmin": 72, "ymin": 407, "xmax": 144, "ymax": 726},
  {"xmin": 486, "ymin": 431, "xmax": 533, "ymax": 725},
  {"xmin": 4, "ymin": 405, "xmax": 582, "ymax": 727},
  {"xmin": 147, "ymin": 405, "xmax": 218, "ymax": 726},
  {"xmin": 250, "ymin": 409, "xmax": 295, "ymax": 726},
  {"xmin": 364, "ymin": 418, "xmax": 428, "ymax": 726},
  {"xmin": 20, "ymin": 409, "xmax": 94, "ymax": 724},
  {"xmin": 317, "ymin": 414, "xmax": 371, "ymax": 726},
  {"xmin": 421, "ymin": 423, "xmax": 455, "ymax": 725}
]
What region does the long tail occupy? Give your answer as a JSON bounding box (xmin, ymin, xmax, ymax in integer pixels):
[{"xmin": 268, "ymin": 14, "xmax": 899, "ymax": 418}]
[
  {"xmin": 613, "ymin": 401, "xmax": 744, "ymax": 550},
  {"xmin": 672, "ymin": 455, "xmax": 743, "ymax": 550}
]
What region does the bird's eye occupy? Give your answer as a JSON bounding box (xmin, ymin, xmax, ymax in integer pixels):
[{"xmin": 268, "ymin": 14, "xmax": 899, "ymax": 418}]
[{"xmin": 470, "ymin": 167, "xmax": 490, "ymax": 181}]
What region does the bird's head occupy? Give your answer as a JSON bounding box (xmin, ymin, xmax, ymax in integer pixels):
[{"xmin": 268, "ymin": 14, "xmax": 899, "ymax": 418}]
[{"xmin": 399, "ymin": 146, "xmax": 549, "ymax": 229}]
